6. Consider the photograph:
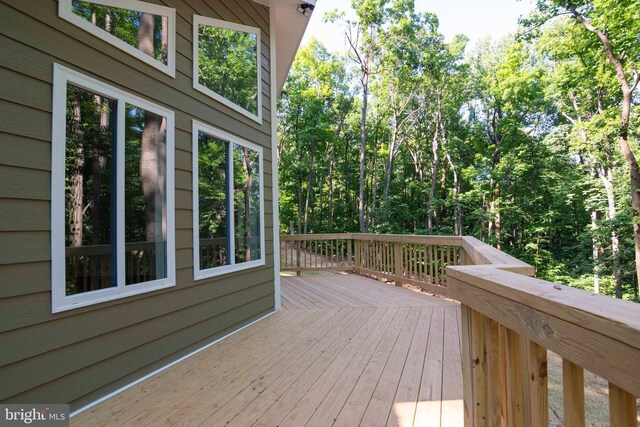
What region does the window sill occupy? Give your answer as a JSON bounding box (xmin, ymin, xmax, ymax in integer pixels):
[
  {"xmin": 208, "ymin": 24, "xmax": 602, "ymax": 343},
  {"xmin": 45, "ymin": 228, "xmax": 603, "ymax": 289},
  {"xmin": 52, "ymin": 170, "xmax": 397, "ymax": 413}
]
[
  {"xmin": 52, "ymin": 280, "xmax": 176, "ymax": 314},
  {"xmin": 194, "ymin": 259, "xmax": 266, "ymax": 282}
]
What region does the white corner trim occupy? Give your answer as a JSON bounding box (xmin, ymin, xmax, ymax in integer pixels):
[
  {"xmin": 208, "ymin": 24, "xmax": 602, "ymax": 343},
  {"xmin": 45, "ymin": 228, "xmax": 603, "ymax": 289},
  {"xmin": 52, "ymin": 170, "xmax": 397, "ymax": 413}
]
[
  {"xmin": 70, "ymin": 309, "xmax": 278, "ymax": 418},
  {"xmin": 192, "ymin": 15, "xmax": 263, "ymax": 123},
  {"xmin": 51, "ymin": 63, "xmax": 176, "ymax": 313},
  {"xmin": 58, "ymin": 0, "xmax": 176, "ymax": 77},
  {"xmin": 192, "ymin": 120, "xmax": 266, "ymax": 281},
  {"xmin": 269, "ymin": 7, "xmax": 281, "ymax": 311}
]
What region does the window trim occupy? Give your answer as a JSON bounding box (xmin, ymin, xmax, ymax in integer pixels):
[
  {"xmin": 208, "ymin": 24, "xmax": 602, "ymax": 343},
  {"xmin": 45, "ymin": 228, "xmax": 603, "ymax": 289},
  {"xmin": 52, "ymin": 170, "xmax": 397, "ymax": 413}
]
[
  {"xmin": 58, "ymin": 0, "xmax": 177, "ymax": 77},
  {"xmin": 192, "ymin": 15, "xmax": 263, "ymax": 123},
  {"xmin": 192, "ymin": 120, "xmax": 265, "ymax": 281},
  {"xmin": 51, "ymin": 63, "xmax": 176, "ymax": 313}
]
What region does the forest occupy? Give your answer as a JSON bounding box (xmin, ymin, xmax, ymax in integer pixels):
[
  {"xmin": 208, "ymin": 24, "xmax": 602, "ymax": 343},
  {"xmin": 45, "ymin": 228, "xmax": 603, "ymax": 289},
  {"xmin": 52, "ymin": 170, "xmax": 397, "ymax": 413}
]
[{"xmin": 277, "ymin": 0, "xmax": 640, "ymax": 301}]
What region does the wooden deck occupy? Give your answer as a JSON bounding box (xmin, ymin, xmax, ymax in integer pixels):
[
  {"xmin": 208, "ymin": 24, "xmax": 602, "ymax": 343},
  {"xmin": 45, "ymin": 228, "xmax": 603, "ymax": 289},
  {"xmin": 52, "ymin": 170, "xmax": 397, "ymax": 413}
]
[{"xmin": 72, "ymin": 273, "xmax": 463, "ymax": 427}]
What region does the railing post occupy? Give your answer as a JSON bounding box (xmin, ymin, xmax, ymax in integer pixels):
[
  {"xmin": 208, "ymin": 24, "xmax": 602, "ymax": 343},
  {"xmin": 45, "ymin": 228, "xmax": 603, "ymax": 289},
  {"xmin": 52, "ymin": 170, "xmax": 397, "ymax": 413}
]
[
  {"xmin": 394, "ymin": 241, "xmax": 403, "ymax": 287},
  {"xmin": 460, "ymin": 248, "xmax": 468, "ymax": 266}
]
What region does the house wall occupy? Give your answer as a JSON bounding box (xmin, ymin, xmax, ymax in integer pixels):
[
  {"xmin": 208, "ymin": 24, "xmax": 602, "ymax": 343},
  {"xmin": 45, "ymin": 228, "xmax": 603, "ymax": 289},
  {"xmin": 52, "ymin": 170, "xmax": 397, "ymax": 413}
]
[{"xmin": 0, "ymin": 0, "xmax": 276, "ymax": 409}]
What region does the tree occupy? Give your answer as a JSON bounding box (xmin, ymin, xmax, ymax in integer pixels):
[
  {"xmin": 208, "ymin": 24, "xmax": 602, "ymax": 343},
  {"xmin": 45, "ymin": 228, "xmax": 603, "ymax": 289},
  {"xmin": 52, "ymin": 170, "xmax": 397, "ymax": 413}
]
[
  {"xmin": 326, "ymin": 0, "xmax": 389, "ymax": 232},
  {"xmin": 138, "ymin": 13, "xmax": 167, "ymax": 245},
  {"xmin": 524, "ymin": 0, "xmax": 640, "ymax": 296}
]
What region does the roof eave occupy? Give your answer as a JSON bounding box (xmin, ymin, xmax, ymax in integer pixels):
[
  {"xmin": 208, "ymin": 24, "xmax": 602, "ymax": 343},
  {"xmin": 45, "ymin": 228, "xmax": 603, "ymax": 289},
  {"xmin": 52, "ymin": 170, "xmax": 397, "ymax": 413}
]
[{"xmin": 252, "ymin": 0, "xmax": 316, "ymax": 96}]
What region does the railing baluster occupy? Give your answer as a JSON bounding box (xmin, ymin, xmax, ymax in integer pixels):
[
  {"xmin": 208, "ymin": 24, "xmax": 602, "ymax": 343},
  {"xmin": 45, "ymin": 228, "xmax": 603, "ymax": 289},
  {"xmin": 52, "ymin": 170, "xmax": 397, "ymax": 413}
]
[
  {"xmin": 562, "ymin": 359, "xmax": 585, "ymax": 427},
  {"xmin": 471, "ymin": 308, "xmax": 488, "ymax": 426},
  {"xmin": 485, "ymin": 318, "xmax": 503, "ymax": 427},
  {"xmin": 405, "ymin": 243, "xmax": 409, "ymax": 279},
  {"xmin": 296, "ymin": 240, "xmax": 301, "ymax": 276},
  {"xmin": 440, "ymin": 245, "xmax": 445, "ymax": 287},
  {"xmin": 504, "ymin": 328, "xmax": 525, "ymax": 427},
  {"xmin": 524, "ymin": 339, "xmax": 548, "ymax": 427},
  {"xmin": 608, "ymin": 383, "xmax": 637, "ymax": 427},
  {"xmin": 427, "ymin": 245, "xmax": 432, "ymax": 284}
]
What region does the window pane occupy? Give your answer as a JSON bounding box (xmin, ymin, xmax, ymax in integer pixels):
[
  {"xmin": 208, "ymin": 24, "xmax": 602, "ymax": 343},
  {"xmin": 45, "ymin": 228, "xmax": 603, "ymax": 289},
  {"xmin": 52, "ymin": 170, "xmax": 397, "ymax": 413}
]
[
  {"xmin": 65, "ymin": 85, "xmax": 116, "ymax": 295},
  {"xmin": 197, "ymin": 24, "xmax": 259, "ymax": 116},
  {"xmin": 198, "ymin": 133, "xmax": 230, "ymax": 269},
  {"xmin": 71, "ymin": 0, "xmax": 169, "ymax": 65},
  {"xmin": 234, "ymin": 144, "xmax": 260, "ymax": 263},
  {"xmin": 125, "ymin": 105, "xmax": 167, "ymax": 285}
]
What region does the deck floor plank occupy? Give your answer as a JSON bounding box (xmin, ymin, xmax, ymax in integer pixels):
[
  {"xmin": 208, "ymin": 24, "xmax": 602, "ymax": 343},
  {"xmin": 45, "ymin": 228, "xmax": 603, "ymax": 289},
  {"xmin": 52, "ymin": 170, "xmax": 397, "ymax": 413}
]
[
  {"xmin": 414, "ymin": 307, "xmax": 447, "ymax": 427},
  {"xmin": 268, "ymin": 307, "xmax": 397, "ymax": 427},
  {"xmin": 221, "ymin": 307, "xmax": 376, "ymax": 426},
  {"xmin": 159, "ymin": 308, "xmax": 351, "ymax": 426},
  {"xmin": 306, "ymin": 307, "xmax": 416, "ymax": 426},
  {"xmin": 79, "ymin": 308, "xmax": 314, "ymax": 427},
  {"xmin": 70, "ymin": 272, "xmax": 462, "ymax": 427},
  {"xmin": 332, "ymin": 307, "xmax": 416, "ymax": 427},
  {"xmin": 386, "ymin": 305, "xmax": 434, "ymax": 427},
  {"xmin": 440, "ymin": 306, "xmax": 464, "ymax": 427},
  {"xmin": 359, "ymin": 307, "xmax": 422, "ymax": 427}
]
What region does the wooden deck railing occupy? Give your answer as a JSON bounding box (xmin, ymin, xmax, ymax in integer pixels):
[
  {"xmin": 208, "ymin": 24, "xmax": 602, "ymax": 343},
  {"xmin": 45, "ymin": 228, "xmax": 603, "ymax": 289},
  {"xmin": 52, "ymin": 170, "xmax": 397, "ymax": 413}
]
[
  {"xmin": 280, "ymin": 233, "xmax": 639, "ymax": 426},
  {"xmin": 280, "ymin": 233, "xmax": 464, "ymax": 293}
]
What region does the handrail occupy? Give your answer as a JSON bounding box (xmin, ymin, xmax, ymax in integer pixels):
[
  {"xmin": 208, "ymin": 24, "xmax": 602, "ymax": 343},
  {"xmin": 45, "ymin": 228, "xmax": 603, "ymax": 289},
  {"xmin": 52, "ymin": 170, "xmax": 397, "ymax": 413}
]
[
  {"xmin": 448, "ymin": 240, "xmax": 639, "ymax": 426},
  {"xmin": 280, "ymin": 233, "xmax": 640, "ymax": 425}
]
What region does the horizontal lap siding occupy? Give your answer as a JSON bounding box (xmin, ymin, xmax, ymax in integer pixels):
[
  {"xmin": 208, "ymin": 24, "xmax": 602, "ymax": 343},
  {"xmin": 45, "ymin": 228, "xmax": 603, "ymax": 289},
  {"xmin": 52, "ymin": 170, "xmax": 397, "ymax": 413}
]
[{"xmin": 0, "ymin": 0, "xmax": 276, "ymax": 410}]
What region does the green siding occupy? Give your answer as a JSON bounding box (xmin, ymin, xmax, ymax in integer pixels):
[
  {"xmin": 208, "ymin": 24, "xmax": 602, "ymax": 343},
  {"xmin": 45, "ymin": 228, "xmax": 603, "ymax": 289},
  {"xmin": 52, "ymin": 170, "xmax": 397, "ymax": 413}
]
[{"xmin": 0, "ymin": 0, "xmax": 276, "ymax": 410}]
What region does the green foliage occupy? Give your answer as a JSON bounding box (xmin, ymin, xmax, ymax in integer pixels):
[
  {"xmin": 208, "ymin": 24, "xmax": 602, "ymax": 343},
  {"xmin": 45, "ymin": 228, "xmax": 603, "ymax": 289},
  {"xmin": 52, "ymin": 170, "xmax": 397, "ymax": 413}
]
[
  {"xmin": 197, "ymin": 25, "xmax": 259, "ymax": 115},
  {"xmin": 278, "ymin": 0, "xmax": 639, "ymax": 302},
  {"xmin": 72, "ymin": 1, "xmax": 167, "ymax": 63}
]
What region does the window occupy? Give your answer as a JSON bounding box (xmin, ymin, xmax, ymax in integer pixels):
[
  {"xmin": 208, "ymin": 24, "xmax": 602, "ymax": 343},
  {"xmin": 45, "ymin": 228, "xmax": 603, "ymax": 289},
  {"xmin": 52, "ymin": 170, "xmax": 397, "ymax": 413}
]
[
  {"xmin": 192, "ymin": 120, "xmax": 265, "ymax": 280},
  {"xmin": 58, "ymin": 0, "xmax": 176, "ymax": 77},
  {"xmin": 193, "ymin": 16, "xmax": 262, "ymax": 123},
  {"xmin": 51, "ymin": 64, "xmax": 176, "ymax": 312}
]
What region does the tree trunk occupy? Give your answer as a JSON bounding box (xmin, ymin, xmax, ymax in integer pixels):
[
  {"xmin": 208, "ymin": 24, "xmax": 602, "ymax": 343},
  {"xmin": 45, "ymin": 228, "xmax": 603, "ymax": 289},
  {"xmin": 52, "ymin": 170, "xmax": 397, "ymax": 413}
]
[
  {"xmin": 327, "ymin": 142, "xmax": 335, "ymax": 231},
  {"xmin": 427, "ymin": 111, "xmax": 440, "ymax": 233},
  {"xmin": 303, "ymin": 145, "xmax": 315, "ymax": 235},
  {"xmin": 591, "ymin": 208, "xmax": 600, "ymax": 294},
  {"xmin": 383, "ymin": 129, "xmax": 396, "ymax": 216},
  {"xmin": 618, "ymin": 89, "xmax": 640, "ymax": 298},
  {"xmin": 371, "ymin": 116, "xmax": 380, "ymax": 228},
  {"xmin": 359, "ymin": 70, "xmax": 369, "ymax": 233},
  {"xmin": 91, "ymin": 97, "xmax": 109, "ymax": 245},
  {"xmin": 295, "ymin": 107, "xmax": 302, "ymax": 234},
  {"xmin": 138, "ymin": 13, "xmax": 166, "ymax": 243},
  {"xmin": 69, "ymin": 97, "xmax": 84, "ymax": 248},
  {"xmin": 242, "ymin": 148, "xmax": 252, "ymax": 261},
  {"xmin": 444, "ymin": 125, "xmax": 461, "ymax": 236},
  {"xmin": 161, "ymin": 16, "xmax": 168, "ymax": 63},
  {"xmin": 569, "ymin": 6, "xmax": 640, "ymax": 296},
  {"xmin": 597, "ymin": 164, "xmax": 621, "ymax": 296},
  {"xmin": 328, "ymin": 115, "xmax": 344, "ymax": 231}
]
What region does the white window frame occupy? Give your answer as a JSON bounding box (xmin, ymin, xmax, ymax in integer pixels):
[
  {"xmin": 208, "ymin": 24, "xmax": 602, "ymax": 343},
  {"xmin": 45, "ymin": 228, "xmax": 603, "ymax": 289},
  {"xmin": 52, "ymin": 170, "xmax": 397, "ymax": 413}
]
[
  {"xmin": 192, "ymin": 16, "xmax": 263, "ymax": 123},
  {"xmin": 192, "ymin": 120, "xmax": 265, "ymax": 280},
  {"xmin": 58, "ymin": 0, "xmax": 176, "ymax": 77},
  {"xmin": 51, "ymin": 63, "xmax": 176, "ymax": 313}
]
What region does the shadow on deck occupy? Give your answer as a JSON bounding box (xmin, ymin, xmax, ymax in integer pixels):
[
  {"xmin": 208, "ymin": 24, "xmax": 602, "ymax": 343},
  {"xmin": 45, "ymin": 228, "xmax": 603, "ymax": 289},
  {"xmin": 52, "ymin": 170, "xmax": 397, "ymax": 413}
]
[{"xmin": 72, "ymin": 272, "xmax": 463, "ymax": 426}]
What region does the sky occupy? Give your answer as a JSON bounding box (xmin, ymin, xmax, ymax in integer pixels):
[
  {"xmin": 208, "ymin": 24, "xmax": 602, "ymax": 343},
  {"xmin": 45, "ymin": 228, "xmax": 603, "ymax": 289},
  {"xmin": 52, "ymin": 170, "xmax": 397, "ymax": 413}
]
[{"xmin": 302, "ymin": 0, "xmax": 537, "ymax": 54}]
